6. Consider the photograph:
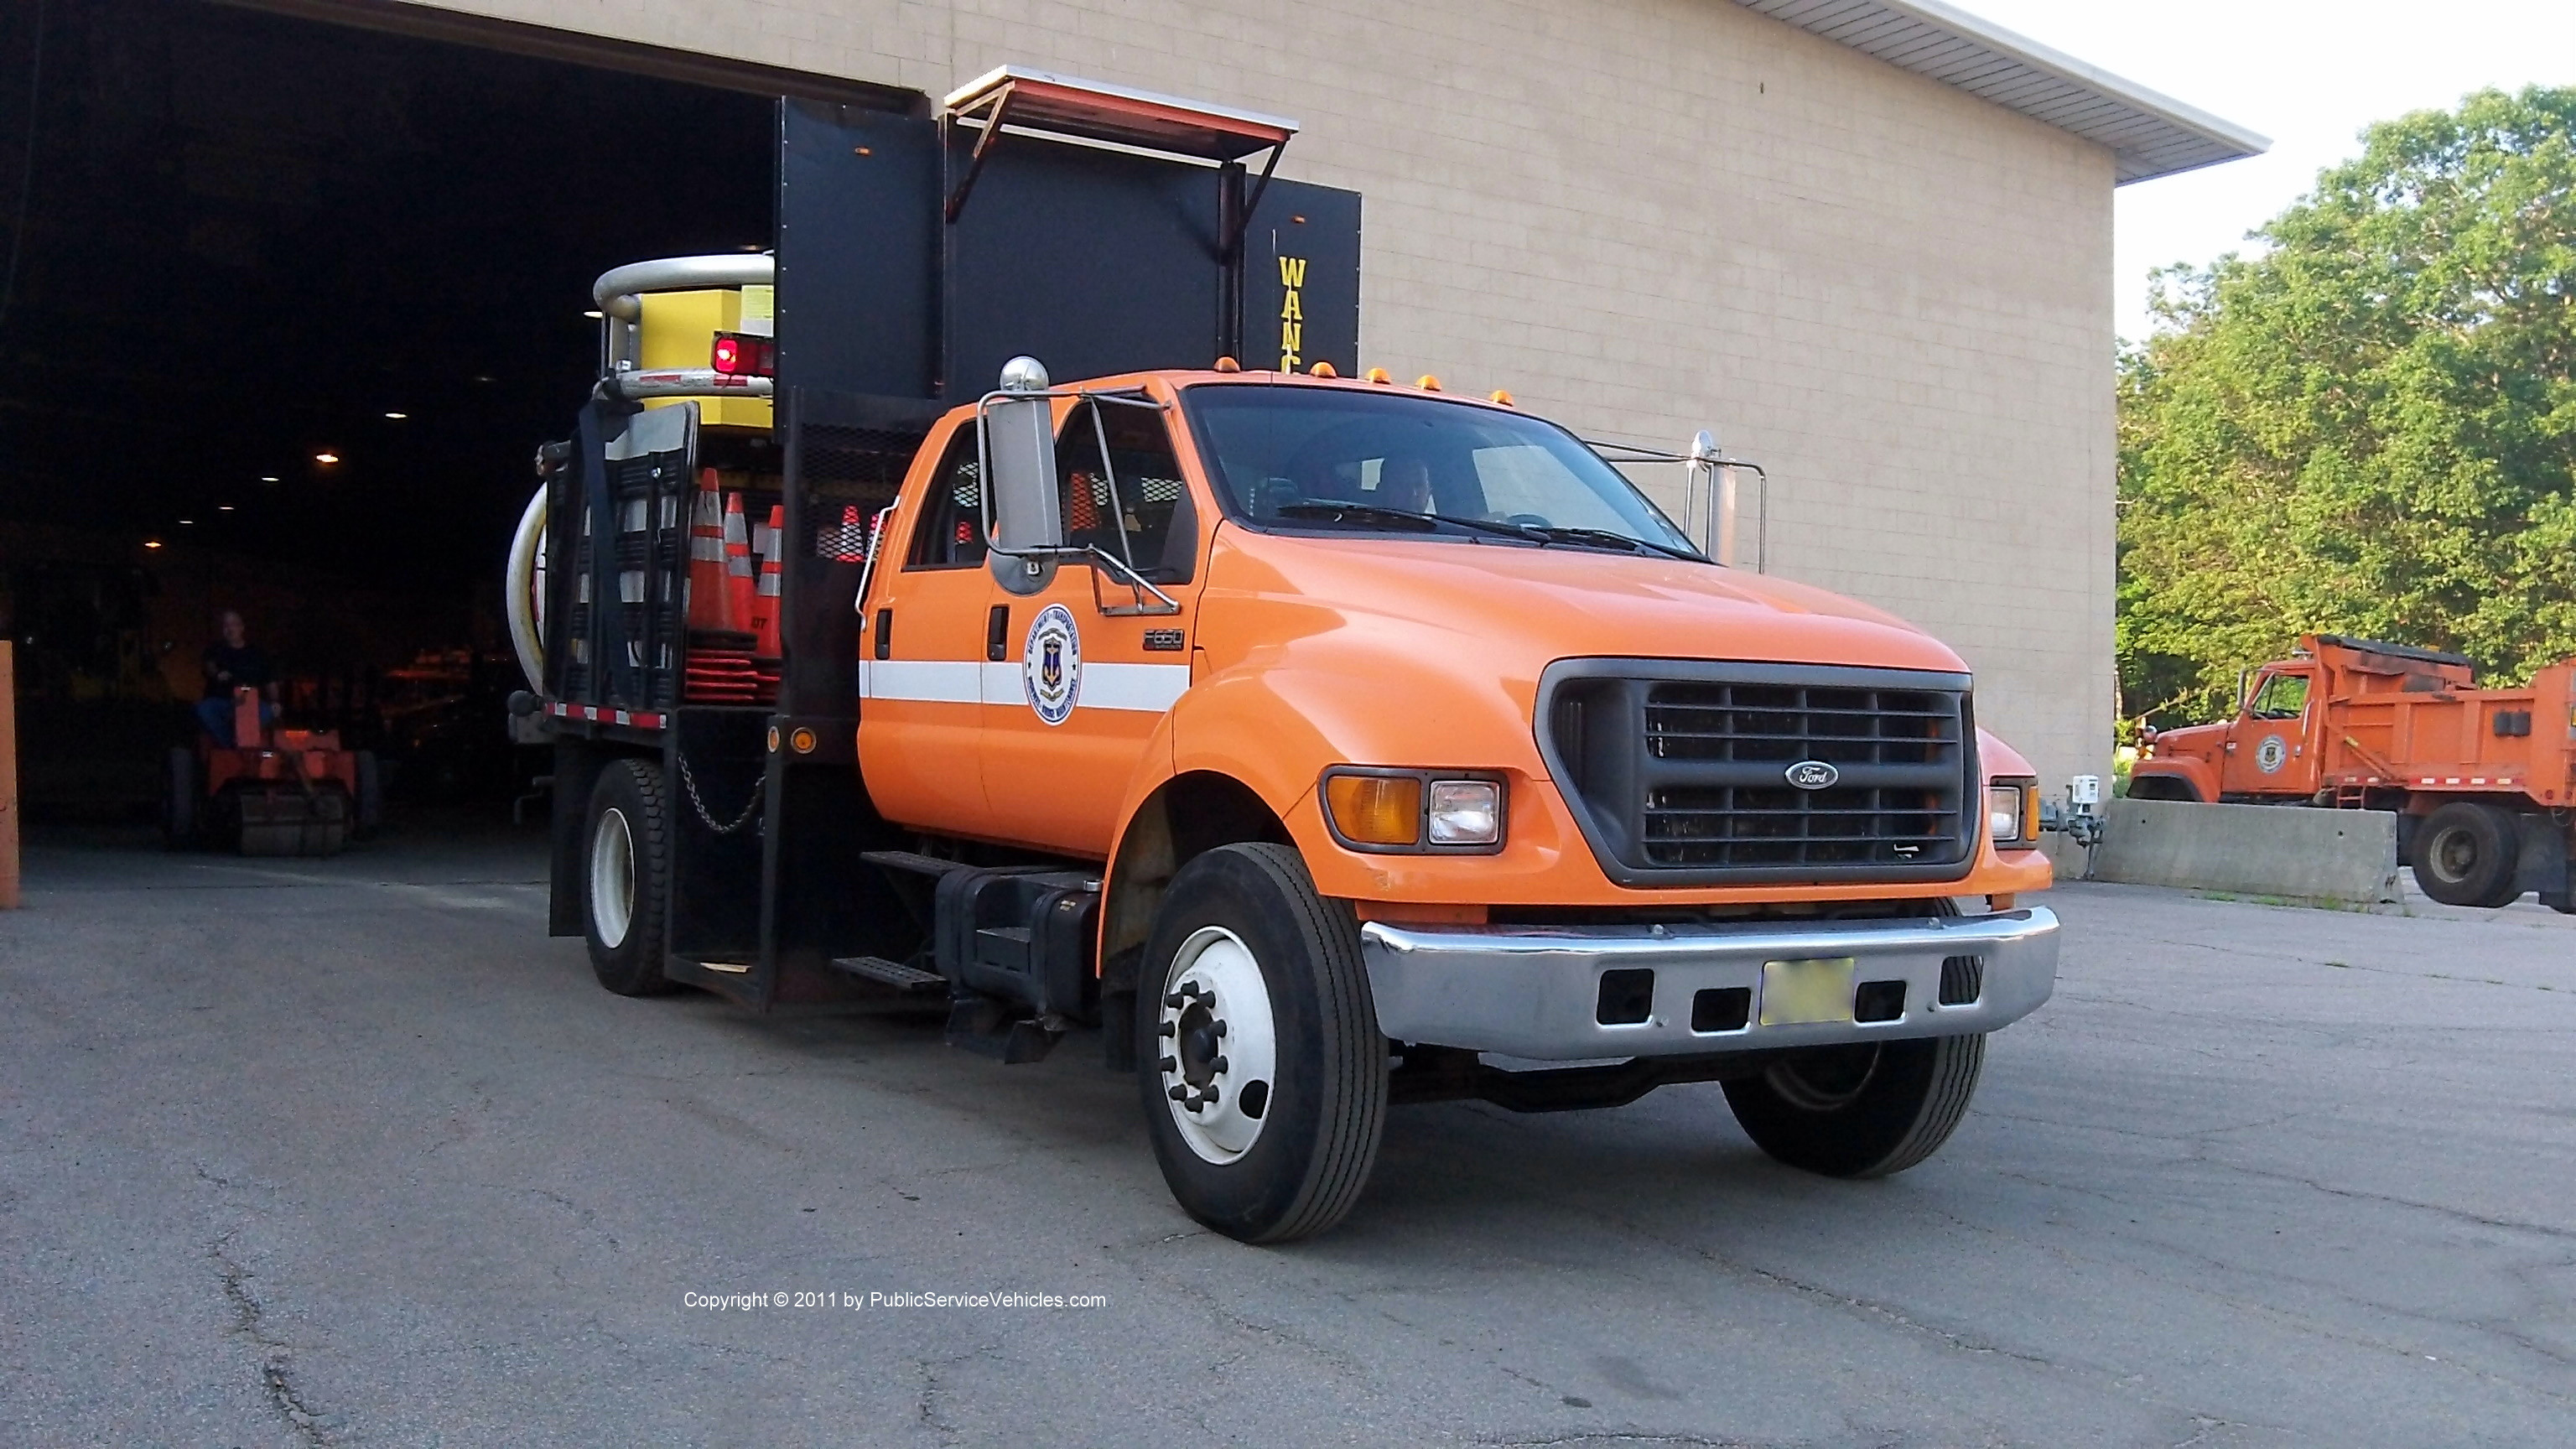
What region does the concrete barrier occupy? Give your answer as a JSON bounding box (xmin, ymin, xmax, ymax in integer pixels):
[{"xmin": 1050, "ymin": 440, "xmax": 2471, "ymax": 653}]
[{"xmin": 2081, "ymin": 797, "xmax": 2400, "ymax": 906}]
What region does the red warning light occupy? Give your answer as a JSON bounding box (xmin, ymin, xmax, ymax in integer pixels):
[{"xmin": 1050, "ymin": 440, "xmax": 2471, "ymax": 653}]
[{"xmin": 710, "ymin": 332, "xmax": 775, "ymax": 377}]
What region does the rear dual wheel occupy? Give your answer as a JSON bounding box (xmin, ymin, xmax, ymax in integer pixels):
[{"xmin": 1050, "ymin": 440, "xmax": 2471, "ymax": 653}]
[
  {"xmin": 2409, "ymin": 802, "xmax": 2521, "ymax": 908},
  {"xmin": 583, "ymin": 759, "xmax": 678, "ymax": 996}
]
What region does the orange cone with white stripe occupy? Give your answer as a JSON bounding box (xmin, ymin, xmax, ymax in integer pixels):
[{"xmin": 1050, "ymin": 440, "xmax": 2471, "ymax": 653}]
[
  {"xmin": 686, "ymin": 469, "xmax": 728, "ymax": 631},
  {"xmin": 722, "ymin": 492, "xmax": 755, "ymax": 634},
  {"xmin": 750, "ymin": 504, "xmax": 784, "ymax": 658}
]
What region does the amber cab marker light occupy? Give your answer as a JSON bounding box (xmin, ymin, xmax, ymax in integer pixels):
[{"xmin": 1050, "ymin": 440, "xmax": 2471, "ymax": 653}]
[
  {"xmin": 1308, "ymin": 361, "xmax": 1338, "ymax": 378},
  {"xmin": 1415, "ymin": 374, "xmax": 1442, "ymax": 392},
  {"xmin": 1364, "ymin": 367, "xmax": 1392, "ymax": 384},
  {"xmin": 1213, "ymin": 356, "xmax": 1241, "ymax": 372},
  {"xmin": 1326, "ymin": 774, "xmax": 1421, "ymax": 847},
  {"xmin": 1489, "ymin": 389, "xmax": 1515, "ymax": 406}
]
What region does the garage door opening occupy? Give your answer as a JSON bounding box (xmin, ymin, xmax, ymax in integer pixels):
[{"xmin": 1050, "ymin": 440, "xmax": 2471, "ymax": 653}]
[{"xmin": 0, "ymin": 0, "xmax": 778, "ymax": 839}]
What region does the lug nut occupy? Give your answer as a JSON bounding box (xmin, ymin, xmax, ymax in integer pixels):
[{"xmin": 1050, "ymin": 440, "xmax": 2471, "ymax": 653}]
[
  {"xmin": 1214, "ymin": 1021, "xmax": 1228, "ymax": 1038},
  {"xmin": 1158, "ymin": 1056, "xmax": 1176, "ymax": 1072},
  {"xmin": 1167, "ymin": 1084, "xmax": 1190, "ymax": 1102},
  {"xmin": 1210, "ymin": 1056, "xmax": 1228, "ymax": 1074},
  {"xmin": 1163, "ymin": 992, "xmax": 1186, "ymax": 1008},
  {"xmin": 1157, "ymin": 1021, "xmax": 1175, "ymax": 1037},
  {"xmin": 1202, "ymin": 1086, "xmax": 1221, "ymax": 1108}
]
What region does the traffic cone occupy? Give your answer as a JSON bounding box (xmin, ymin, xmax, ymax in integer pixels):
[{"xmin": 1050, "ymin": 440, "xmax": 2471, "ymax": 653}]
[
  {"xmin": 686, "ymin": 469, "xmax": 728, "ymax": 631},
  {"xmin": 722, "ymin": 492, "xmax": 756, "ymax": 633},
  {"xmin": 750, "ymin": 505, "xmax": 784, "ymax": 659},
  {"xmin": 820, "ymin": 504, "xmax": 869, "ymax": 563}
]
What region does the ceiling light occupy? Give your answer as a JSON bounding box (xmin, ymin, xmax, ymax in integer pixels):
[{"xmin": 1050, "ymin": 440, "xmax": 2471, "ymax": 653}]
[
  {"xmin": 383, "ymin": 411, "xmax": 407, "ymax": 420},
  {"xmin": 218, "ymin": 504, "xmax": 235, "ymax": 512},
  {"xmin": 179, "ymin": 517, "xmax": 195, "ymax": 526},
  {"xmin": 144, "ymin": 539, "xmax": 164, "ymax": 550},
  {"xmin": 314, "ymin": 452, "xmax": 340, "ymax": 465},
  {"xmin": 583, "ymin": 310, "xmax": 604, "ymax": 319},
  {"xmin": 260, "ymin": 475, "xmax": 279, "ymax": 483}
]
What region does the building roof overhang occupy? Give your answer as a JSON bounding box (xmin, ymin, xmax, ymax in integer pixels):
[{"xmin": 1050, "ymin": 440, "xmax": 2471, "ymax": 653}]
[{"xmin": 1732, "ymin": 0, "xmax": 2268, "ymax": 182}]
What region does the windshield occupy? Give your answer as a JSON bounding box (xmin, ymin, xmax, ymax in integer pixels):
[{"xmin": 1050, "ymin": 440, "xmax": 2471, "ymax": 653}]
[{"xmin": 1179, "ymin": 385, "xmax": 1700, "ymax": 557}]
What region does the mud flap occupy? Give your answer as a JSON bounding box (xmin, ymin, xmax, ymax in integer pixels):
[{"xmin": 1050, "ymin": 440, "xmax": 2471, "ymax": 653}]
[{"xmin": 2512, "ymin": 814, "xmax": 2571, "ymax": 909}]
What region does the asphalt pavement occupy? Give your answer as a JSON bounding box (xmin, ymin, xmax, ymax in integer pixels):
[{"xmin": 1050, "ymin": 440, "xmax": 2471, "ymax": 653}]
[{"xmin": 3, "ymin": 813, "xmax": 2570, "ymax": 1447}]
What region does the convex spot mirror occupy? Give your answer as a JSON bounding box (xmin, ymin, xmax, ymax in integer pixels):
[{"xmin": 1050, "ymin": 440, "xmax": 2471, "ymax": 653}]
[{"xmin": 983, "ymin": 356, "xmax": 1062, "ymax": 595}]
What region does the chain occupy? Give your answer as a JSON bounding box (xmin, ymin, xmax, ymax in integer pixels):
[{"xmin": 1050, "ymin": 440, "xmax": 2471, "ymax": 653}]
[{"xmin": 673, "ymin": 750, "xmax": 768, "ymax": 835}]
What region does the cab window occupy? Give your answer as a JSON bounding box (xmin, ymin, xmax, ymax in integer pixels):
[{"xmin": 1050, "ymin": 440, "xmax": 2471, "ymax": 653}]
[
  {"xmin": 1055, "ymin": 400, "xmax": 1198, "ymax": 582},
  {"xmin": 905, "ymin": 425, "xmax": 986, "ymax": 569},
  {"xmin": 2250, "ymin": 672, "xmax": 2310, "ymax": 720}
]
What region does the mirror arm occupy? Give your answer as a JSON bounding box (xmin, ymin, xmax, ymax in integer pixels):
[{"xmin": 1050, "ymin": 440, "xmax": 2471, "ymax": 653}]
[{"xmin": 1083, "ymin": 546, "xmax": 1183, "ymax": 616}]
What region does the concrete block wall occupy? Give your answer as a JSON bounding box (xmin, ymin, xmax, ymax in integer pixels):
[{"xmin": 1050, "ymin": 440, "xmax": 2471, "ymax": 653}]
[{"xmin": 400, "ymin": 0, "xmax": 2118, "ymax": 792}]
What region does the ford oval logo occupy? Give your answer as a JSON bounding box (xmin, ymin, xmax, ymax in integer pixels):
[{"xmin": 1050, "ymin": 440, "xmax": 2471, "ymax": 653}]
[{"xmin": 1785, "ymin": 760, "xmax": 1840, "ymax": 791}]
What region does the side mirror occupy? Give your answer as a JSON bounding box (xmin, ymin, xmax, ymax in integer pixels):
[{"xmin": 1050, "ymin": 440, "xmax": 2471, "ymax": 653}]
[{"xmin": 981, "ymin": 356, "xmax": 1062, "ymax": 594}]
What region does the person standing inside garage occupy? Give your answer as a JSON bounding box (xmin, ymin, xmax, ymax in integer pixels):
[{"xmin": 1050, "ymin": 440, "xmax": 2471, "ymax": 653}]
[{"xmin": 196, "ymin": 610, "xmax": 276, "ymax": 745}]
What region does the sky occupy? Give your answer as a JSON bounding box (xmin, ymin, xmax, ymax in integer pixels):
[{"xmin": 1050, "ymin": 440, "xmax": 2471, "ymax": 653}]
[{"xmin": 1952, "ymin": 0, "xmax": 2575, "ymax": 345}]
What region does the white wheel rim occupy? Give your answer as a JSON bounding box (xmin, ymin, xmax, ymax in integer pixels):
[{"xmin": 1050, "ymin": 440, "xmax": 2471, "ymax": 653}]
[
  {"xmin": 589, "ymin": 806, "xmax": 634, "ymax": 948},
  {"xmin": 1157, "ymin": 926, "xmax": 1279, "ymax": 1165}
]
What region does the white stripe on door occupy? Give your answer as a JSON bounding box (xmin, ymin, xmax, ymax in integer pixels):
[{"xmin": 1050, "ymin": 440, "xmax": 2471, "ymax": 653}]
[{"xmin": 860, "ymin": 658, "xmax": 1189, "ymax": 714}]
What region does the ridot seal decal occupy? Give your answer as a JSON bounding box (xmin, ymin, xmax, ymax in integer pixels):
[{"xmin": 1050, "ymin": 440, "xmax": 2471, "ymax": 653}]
[
  {"xmin": 1024, "ymin": 603, "xmax": 1082, "ymax": 725},
  {"xmin": 2256, "ymin": 735, "xmax": 2288, "ymax": 773}
]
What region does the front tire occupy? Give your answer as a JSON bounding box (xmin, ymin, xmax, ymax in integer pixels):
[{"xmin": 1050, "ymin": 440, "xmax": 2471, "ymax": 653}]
[
  {"xmin": 583, "ymin": 759, "xmax": 678, "ymax": 996},
  {"xmin": 1136, "ymin": 844, "xmax": 1387, "ymax": 1244},
  {"xmin": 1722, "ymin": 1034, "xmax": 1986, "ymax": 1178},
  {"xmin": 2409, "ymin": 802, "xmax": 2519, "ymax": 907}
]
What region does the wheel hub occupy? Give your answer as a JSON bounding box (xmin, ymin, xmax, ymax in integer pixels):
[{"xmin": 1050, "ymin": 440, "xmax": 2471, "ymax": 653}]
[{"xmin": 1156, "ymin": 926, "xmax": 1279, "ymax": 1166}]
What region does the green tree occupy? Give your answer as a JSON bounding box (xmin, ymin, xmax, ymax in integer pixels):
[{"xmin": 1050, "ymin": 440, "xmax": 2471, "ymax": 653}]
[{"xmin": 2118, "ymin": 86, "xmax": 2576, "ymax": 729}]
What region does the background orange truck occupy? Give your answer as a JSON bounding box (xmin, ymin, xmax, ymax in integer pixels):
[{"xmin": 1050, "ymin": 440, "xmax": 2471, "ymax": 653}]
[
  {"xmin": 508, "ymin": 71, "xmax": 2061, "ymax": 1241},
  {"xmin": 2132, "ymin": 633, "xmax": 2576, "ymax": 910}
]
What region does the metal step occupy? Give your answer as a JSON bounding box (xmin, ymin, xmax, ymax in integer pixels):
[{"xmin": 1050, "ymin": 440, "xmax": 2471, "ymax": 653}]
[
  {"xmin": 861, "ymin": 849, "xmax": 969, "ymax": 879},
  {"xmin": 829, "ymin": 954, "xmax": 945, "ymax": 991}
]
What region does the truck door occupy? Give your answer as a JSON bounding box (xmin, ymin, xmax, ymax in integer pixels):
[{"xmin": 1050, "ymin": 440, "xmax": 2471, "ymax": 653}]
[
  {"xmin": 857, "ymin": 420, "xmax": 1003, "ymax": 834},
  {"xmin": 2222, "ymin": 666, "xmax": 2319, "ymax": 797},
  {"xmin": 979, "ymin": 395, "xmax": 1202, "ymax": 859}
]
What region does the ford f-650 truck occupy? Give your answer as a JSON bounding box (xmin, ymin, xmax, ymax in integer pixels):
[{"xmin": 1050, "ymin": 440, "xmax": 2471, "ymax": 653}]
[{"xmin": 512, "ymin": 70, "xmax": 2059, "ymax": 1242}]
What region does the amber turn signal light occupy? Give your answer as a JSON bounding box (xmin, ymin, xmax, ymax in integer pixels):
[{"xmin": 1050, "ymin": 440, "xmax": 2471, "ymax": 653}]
[{"xmin": 1326, "ymin": 774, "xmax": 1422, "ymax": 847}]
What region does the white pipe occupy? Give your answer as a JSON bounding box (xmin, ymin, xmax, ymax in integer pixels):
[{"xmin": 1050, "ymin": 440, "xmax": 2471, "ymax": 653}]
[
  {"xmin": 506, "ymin": 484, "xmax": 548, "ymax": 690},
  {"xmin": 590, "ymin": 255, "xmax": 775, "ymax": 320},
  {"xmin": 602, "ymin": 370, "xmax": 776, "ymax": 401}
]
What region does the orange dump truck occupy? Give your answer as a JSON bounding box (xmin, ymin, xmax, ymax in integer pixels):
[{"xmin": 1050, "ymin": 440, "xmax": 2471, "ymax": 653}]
[
  {"xmin": 511, "ymin": 72, "xmax": 2060, "ymax": 1241},
  {"xmin": 2132, "ymin": 633, "xmax": 2576, "ymax": 910}
]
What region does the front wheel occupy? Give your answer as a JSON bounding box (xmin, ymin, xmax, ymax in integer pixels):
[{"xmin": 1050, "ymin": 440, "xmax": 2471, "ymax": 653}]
[
  {"xmin": 1722, "ymin": 1034, "xmax": 1986, "ymax": 1178},
  {"xmin": 1136, "ymin": 844, "xmax": 1387, "ymax": 1244},
  {"xmin": 583, "ymin": 759, "xmax": 678, "ymax": 996}
]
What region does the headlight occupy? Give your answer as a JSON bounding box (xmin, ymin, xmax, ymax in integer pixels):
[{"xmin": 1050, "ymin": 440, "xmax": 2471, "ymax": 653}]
[
  {"xmin": 1322, "ymin": 768, "xmax": 1506, "ymax": 853},
  {"xmin": 1426, "ymin": 780, "xmax": 1502, "ymax": 845},
  {"xmin": 1987, "ymin": 778, "xmax": 2040, "ymax": 847}
]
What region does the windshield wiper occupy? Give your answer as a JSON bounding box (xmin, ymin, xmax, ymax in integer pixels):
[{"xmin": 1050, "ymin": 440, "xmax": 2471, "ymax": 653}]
[
  {"xmin": 1274, "ymin": 501, "xmax": 1541, "ymax": 542},
  {"xmin": 1519, "ymin": 525, "xmax": 1705, "ymax": 562}
]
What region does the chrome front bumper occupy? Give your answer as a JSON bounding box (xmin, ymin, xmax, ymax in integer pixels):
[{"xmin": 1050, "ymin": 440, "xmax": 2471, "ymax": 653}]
[{"xmin": 1358, "ymin": 908, "xmax": 2059, "ymax": 1060}]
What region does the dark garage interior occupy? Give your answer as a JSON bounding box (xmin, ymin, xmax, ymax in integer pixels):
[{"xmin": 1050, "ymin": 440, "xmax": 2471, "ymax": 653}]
[{"xmin": 0, "ymin": 0, "xmax": 773, "ymax": 823}]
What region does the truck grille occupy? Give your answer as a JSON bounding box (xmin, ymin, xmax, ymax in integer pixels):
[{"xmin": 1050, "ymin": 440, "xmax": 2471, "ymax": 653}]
[{"xmin": 1540, "ymin": 660, "xmax": 1976, "ymax": 886}]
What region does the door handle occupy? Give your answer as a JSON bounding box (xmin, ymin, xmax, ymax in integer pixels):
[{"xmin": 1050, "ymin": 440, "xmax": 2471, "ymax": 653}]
[
  {"xmin": 986, "ymin": 605, "xmax": 1010, "ymax": 662},
  {"xmin": 873, "ymin": 608, "xmax": 893, "ymax": 660}
]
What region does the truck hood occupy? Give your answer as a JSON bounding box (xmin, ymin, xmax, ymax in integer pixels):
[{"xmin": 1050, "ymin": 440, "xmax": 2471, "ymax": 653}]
[{"xmin": 1200, "ymin": 528, "xmax": 1970, "ymax": 678}]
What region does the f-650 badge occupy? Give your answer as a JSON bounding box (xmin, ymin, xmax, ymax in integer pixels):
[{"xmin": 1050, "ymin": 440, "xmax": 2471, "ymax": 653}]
[{"xmin": 1024, "ymin": 604, "xmax": 1083, "ymax": 725}]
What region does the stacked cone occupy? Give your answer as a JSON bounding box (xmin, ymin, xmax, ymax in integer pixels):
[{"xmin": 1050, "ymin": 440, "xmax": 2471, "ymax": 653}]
[
  {"xmin": 686, "ymin": 469, "xmax": 730, "ymax": 632},
  {"xmin": 750, "ymin": 504, "xmax": 784, "ymax": 702},
  {"xmin": 685, "ymin": 494, "xmax": 785, "ymax": 707}
]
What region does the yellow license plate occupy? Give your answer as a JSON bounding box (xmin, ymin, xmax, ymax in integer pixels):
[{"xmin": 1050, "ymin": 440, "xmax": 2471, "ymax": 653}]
[{"xmin": 1759, "ymin": 957, "xmax": 1858, "ymax": 1026}]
